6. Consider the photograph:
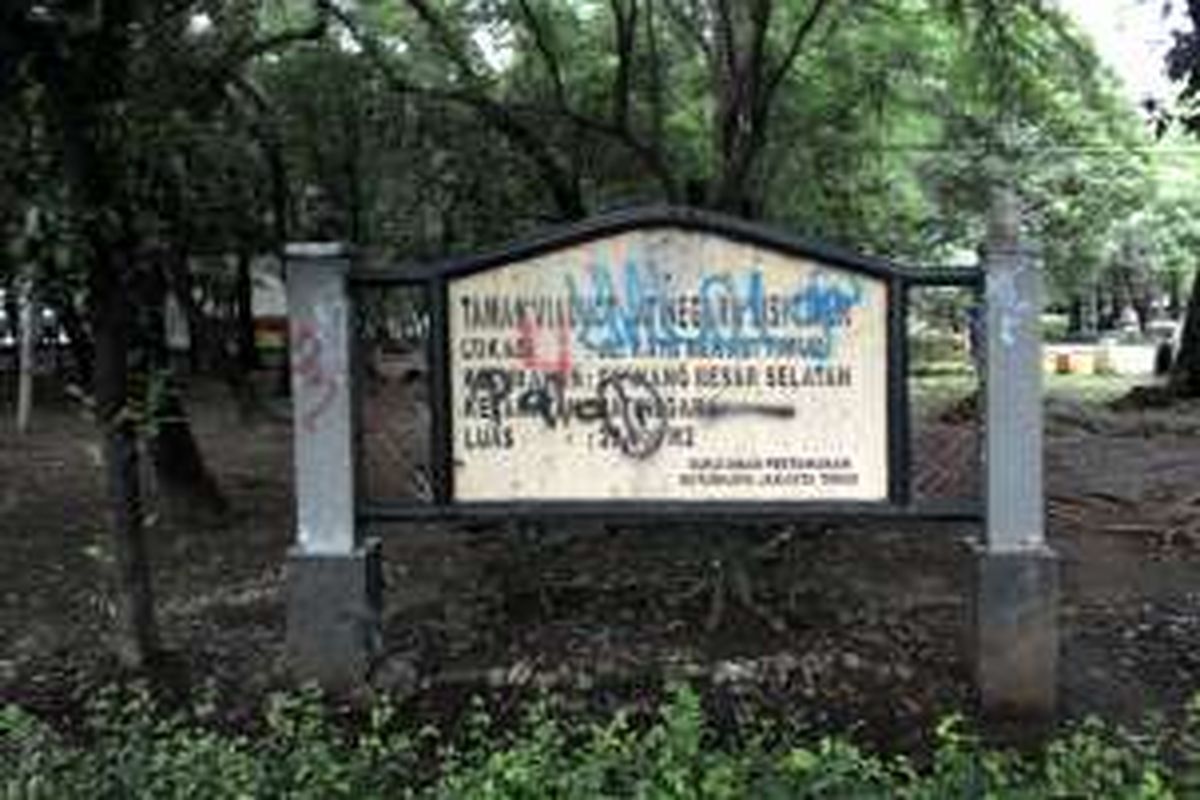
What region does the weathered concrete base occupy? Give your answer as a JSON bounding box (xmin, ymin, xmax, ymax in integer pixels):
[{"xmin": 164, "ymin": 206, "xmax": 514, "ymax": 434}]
[
  {"xmin": 972, "ymin": 545, "xmax": 1059, "ymax": 721},
  {"xmin": 286, "ymin": 540, "xmax": 382, "ymax": 691}
]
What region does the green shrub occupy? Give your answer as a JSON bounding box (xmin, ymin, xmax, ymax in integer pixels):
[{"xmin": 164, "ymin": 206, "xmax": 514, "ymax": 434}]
[
  {"xmin": 1041, "ymin": 314, "xmax": 1071, "ymax": 343},
  {"xmin": 2, "ymin": 683, "xmax": 1198, "ymax": 798},
  {"xmin": 910, "ymin": 330, "xmax": 969, "ymax": 373}
]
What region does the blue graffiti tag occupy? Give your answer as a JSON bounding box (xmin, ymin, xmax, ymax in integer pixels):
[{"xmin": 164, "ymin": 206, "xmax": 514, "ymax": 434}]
[{"xmin": 566, "ymin": 257, "xmax": 865, "ymax": 360}]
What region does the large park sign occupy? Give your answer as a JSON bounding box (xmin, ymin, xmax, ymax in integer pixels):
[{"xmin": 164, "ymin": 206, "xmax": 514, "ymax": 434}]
[
  {"xmin": 283, "ymin": 203, "xmax": 1058, "ymax": 722},
  {"xmin": 449, "ymin": 228, "xmax": 888, "ymax": 501}
]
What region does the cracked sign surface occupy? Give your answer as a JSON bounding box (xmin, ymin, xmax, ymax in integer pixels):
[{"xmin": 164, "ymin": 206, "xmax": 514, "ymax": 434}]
[{"xmin": 449, "ymin": 227, "xmax": 888, "ymax": 501}]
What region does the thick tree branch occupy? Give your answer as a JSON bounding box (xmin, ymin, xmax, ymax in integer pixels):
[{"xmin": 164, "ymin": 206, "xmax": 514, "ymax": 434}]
[
  {"xmin": 319, "ymin": 0, "xmax": 584, "ymax": 218},
  {"xmin": 514, "ymin": 99, "xmax": 679, "ymax": 198},
  {"xmin": 645, "ymin": 0, "xmax": 667, "ymax": 156},
  {"xmin": 406, "ymin": 0, "xmax": 491, "ymax": 87},
  {"xmin": 230, "ymin": 16, "xmax": 327, "ymax": 65},
  {"xmin": 764, "ymin": 0, "xmax": 834, "ymax": 100},
  {"xmin": 609, "ymin": 0, "xmax": 638, "ymax": 130},
  {"xmin": 660, "ymin": 0, "xmax": 713, "ymax": 64},
  {"xmin": 749, "ymin": 0, "xmax": 773, "ymax": 85},
  {"xmin": 516, "ymin": 0, "xmax": 568, "ymax": 108},
  {"xmin": 513, "ymin": 0, "xmax": 668, "ymax": 194},
  {"xmin": 321, "ymin": 0, "xmax": 681, "ymax": 209},
  {"xmin": 714, "ymin": 0, "xmax": 740, "ymax": 83}
]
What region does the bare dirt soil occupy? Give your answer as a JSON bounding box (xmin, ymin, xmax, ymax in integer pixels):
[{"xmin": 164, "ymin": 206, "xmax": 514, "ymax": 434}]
[{"xmin": 3, "ymin": 372, "xmax": 1200, "ymax": 751}]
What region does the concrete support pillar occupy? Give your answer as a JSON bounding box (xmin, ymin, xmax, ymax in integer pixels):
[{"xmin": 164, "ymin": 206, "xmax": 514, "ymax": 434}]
[
  {"xmin": 284, "ymin": 243, "xmax": 380, "ymax": 690},
  {"xmin": 975, "ymin": 186, "xmax": 1059, "ymax": 720}
]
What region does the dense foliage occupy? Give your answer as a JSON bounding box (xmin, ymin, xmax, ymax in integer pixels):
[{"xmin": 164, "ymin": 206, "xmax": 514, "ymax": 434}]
[
  {"xmin": 191, "ymin": 0, "xmax": 1200, "ymax": 328},
  {"xmin": 3, "ymin": 684, "xmax": 1198, "ymax": 798}
]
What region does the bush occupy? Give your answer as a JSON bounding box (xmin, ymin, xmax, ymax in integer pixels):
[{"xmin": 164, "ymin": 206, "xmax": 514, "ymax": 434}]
[
  {"xmin": 2, "ymin": 683, "xmax": 1197, "ymax": 798},
  {"xmin": 1041, "ymin": 314, "xmax": 1071, "ymax": 344},
  {"xmin": 910, "ymin": 330, "xmax": 969, "ymax": 374}
]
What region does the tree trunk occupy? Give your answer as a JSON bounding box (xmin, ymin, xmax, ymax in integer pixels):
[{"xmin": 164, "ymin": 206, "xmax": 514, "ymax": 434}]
[
  {"xmin": 51, "ymin": 291, "xmax": 94, "ymax": 389},
  {"xmin": 163, "ymin": 249, "xmax": 215, "ymax": 374},
  {"xmin": 1130, "ymin": 290, "xmax": 1152, "ymax": 333},
  {"xmin": 16, "ymin": 273, "xmax": 35, "ymax": 433},
  {"xmin": 92, "ymin": 247, "xmax": 161, "ymax": 669},
  {"xmin": 1169, "ymin": 271, "xmax": 1183, "ymax": 318},
  {"xmin": 38, "ymin": 252, "xmax": 95, "ymax": 389},
  {"xmin": 235, "ymin": 250, "xmax": 260, "ymax": 372},
  {"xmin": 1169, "ymin": 267, "xmax": 1200, "ymax": 397},
  {"xmin": 44, "ymin": 0, "xmax": 161, "ymax": 671},
  {"xmin": 1067, "ymin": 296, "xmax": 1083, "ymax": 336},
  {"xmin": 226, "ymin": 249, "xmax": 269, "ymax": 422},
  {"xmin": 1083, "ymin": 287, "xmax": 1099, "ymax": 337},
  {"xmin": 149, "ymin": 389, "xmax": 231, "ymax": 523},
  {"xmin": 710, "ymin": 2, "xmax": 768, "ymax": 216},
  {"xmin": 143, "ymin": 258, "xmax": 229, "ymax": 523}
]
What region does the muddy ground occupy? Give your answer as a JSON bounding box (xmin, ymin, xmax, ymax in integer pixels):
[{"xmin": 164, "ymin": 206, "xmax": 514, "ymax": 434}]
[{"xmin": 3, "ymin": 370, "xmax": 1200, "ymax": 751}]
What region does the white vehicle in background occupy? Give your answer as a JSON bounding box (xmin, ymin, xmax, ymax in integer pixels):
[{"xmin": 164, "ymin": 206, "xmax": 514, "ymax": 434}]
[
  {"xmin": 0, "ymin": 305, "xmax": 13, "ymax": 348},
  {"xmin": 0, "ymin": 288, "xmax": 70, "ymax": 362},
  {"xmin": 1146, "ymin": 318, "xmax": 1184, "ymax": 354}
]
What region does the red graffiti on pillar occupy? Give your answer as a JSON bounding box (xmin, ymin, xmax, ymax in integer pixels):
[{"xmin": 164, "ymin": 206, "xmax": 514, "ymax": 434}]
[
  {"xmin": 517, "ymin": 312, "xmax": 572, "ymax": 375},
  {"xmin": 292, "ymin": 321, "xmax": 338, "ymax": 432}
]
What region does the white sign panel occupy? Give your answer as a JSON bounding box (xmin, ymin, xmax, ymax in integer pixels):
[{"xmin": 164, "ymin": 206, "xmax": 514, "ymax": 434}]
[{"xmin": 448, "ymin": 228, "xmax": 888, "ymax": 501}]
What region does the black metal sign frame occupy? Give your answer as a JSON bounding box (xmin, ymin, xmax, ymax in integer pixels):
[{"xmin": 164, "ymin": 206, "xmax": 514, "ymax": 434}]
[{"xmin": 351, "ymin": 206, "xmax": 982, "ymax": 525}]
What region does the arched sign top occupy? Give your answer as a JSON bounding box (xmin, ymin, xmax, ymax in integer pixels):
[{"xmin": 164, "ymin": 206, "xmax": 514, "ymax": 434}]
[
  {"xmin": 403, "ymin": 205, "xmax": 909, "ymax": 284},
  {"xmin": 436, "ymin": 208, "xmax": 897, "ymax": 504}
]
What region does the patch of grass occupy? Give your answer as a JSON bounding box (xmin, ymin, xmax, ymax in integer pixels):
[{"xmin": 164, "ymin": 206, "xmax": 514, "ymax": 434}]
[
  {"xmin": 1044, "ymin": 373, "xmax": 1147, "ymax": 405},
  {"xmin": 911, "ymin": 372, "xmax": 1155, "ymax": 419}
]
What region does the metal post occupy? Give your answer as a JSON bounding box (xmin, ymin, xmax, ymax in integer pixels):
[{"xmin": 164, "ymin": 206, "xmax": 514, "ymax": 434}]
[
  {"xmin": 284, "ymin": 242, "xmax": 380, "ymax": 690},
  {"xmin": 975, "ymin": 187, "xmax": 1058, "ymax": 720}
]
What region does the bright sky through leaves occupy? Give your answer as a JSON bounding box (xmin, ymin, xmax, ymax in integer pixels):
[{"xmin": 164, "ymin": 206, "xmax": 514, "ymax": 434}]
[{"xmin": 1056, "ymin": 0, "xmax": 1190, "ymax": 106}]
